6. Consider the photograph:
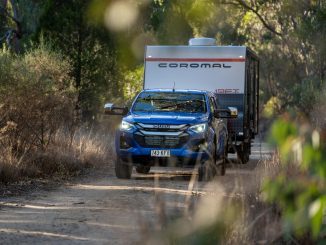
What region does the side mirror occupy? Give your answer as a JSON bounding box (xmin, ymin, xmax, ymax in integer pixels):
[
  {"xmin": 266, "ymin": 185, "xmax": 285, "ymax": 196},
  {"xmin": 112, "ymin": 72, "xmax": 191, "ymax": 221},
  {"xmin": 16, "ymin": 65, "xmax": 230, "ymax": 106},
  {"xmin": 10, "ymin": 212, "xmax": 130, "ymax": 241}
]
[
  {"xmin": 214, "ymin": 107, "xmax": 238, "ymax": 119},
  {"xmin": 104, "ymin": 103, "xmax": 128, "ymax": 116}
]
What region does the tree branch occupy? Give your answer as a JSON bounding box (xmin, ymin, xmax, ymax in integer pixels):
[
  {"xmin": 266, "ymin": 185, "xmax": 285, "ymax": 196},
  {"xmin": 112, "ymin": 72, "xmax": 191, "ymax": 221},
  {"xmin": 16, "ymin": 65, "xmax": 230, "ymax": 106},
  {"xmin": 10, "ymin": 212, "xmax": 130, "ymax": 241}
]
[{"xmin": 223, "ymin": 0, "xmax": 283, "ymax": 36}]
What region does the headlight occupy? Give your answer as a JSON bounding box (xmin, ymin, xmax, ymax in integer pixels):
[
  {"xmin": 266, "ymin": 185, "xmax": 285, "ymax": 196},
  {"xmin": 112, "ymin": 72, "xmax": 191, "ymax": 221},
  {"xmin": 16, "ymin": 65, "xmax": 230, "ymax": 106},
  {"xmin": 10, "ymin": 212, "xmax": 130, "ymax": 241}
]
[
  {"xmin": 189, "ymin": 123, "xmax": 206, "ymax": 133},
  {"xmin": 120, "ymin": 120, "xmax": 134, "ymax": 131}
]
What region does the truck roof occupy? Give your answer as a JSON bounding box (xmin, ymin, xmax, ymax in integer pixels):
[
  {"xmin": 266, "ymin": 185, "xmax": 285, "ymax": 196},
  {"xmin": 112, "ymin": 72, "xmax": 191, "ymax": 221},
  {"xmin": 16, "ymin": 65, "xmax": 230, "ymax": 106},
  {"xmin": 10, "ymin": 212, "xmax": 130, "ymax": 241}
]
[{"xmin": 146, "ymin": 45, "xmax": 248, "ymax": 59}]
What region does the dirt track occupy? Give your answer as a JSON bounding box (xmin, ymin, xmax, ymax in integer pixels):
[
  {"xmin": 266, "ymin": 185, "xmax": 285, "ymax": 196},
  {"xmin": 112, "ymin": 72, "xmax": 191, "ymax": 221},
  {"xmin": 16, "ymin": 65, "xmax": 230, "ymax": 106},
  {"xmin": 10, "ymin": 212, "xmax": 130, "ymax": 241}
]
[{"xmin": 0, "ymin": 140, "xmax": 273, "ymax": 244}]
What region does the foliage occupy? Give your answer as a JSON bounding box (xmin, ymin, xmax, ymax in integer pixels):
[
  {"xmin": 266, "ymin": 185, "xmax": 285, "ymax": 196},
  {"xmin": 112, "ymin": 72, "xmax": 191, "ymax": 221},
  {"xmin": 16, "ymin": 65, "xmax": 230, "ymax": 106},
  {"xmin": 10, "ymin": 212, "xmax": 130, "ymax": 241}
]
[
  {"xmin": 310, "ymin": 86, "xmax": 326, "ymax": 130},
  {"xmin": 0, "ymin": 45, "xmax": 113, "ymax": 182},
  {"xmin": 0, "ymin": 0, "xmax": 43, "ymax": 52},
  {"xmin": 234, "ymin": 0, "xmax": 326, "ymax": 115},
  {"xmin": 264, "ymin": 117, "xmax": 326, "ymax": 239},
  {"xmin": 38, "ymin": 0, "xmax": 121, "ymax": 120},
  {"xmin": 122, "ymin": 65, "xmax": 143, "ymax": 101},
  {"xmin": 0, "ymin": 44, "xmax": 75, "ymax": 149},
  {"xmin": 262, "ymin": 96, "xmax": 281, "ymax": 118},
  {"xmin": 0, "ymin": 44, "xmax": 74, "ymax": 181}
]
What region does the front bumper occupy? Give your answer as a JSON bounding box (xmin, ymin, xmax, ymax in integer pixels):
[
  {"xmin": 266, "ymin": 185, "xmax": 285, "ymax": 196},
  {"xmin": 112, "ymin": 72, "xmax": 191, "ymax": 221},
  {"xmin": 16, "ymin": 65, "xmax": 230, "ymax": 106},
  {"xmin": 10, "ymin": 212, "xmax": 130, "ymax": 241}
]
[{"xmin": 115, "ymin": 130, "xmax": 211, "ymax": 166}]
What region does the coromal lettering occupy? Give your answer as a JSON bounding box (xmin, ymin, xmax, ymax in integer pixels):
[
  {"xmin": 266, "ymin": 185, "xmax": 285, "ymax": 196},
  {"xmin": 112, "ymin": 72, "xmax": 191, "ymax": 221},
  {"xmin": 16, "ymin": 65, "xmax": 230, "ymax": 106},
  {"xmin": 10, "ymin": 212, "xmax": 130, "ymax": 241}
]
[{"xmin": 157, "ymin": 63, "xmax": 232, "ymax": 68}]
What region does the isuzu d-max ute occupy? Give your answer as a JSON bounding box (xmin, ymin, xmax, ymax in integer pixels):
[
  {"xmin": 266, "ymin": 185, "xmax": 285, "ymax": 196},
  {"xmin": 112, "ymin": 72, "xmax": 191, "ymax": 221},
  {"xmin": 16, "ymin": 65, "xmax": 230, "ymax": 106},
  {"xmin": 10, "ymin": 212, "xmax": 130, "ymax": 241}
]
[{"xmin": 105, "ymin": 89, "xmax": 236, "ymax": 180}]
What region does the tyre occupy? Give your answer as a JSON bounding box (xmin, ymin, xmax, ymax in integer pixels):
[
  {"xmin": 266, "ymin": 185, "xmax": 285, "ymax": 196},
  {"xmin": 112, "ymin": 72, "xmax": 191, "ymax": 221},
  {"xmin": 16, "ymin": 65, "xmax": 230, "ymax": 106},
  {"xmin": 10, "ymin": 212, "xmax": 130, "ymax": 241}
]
[
  {"xmin": 216, "ymin": 143, "xmax": 226, "ymax": 176},
  {"xmin": 198, "ymin": 141, "xmax": 217, "ymax": 181},
  {"xmin": 220, "ymin": 148, "xmax": 226, "ymax": 176},
  {"xmin": 237, "ymin": 144, "xmax": 250, "ymax": 164},
  {"xmin": 237, "ymin": 150, "xmax": 245, "ymax": 164},
  {"xmin": 135, "ymin": 166, "xmax": 151, "ymax": 174},
  {"xmin": 115, "ymin": 158, "xmax": 132, "ymax": 179},
  {"xmin": 198, "ymin": 164, "xmax": 205, "ymax": 181}
]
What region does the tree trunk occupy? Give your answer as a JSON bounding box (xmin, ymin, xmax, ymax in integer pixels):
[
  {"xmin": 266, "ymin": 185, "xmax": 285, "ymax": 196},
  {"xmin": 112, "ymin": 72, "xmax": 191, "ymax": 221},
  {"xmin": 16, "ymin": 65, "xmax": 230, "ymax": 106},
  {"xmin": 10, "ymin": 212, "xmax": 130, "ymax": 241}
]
[{"xmin": 0, "ymin": 0, "xmax": 22, "ymax": 52}]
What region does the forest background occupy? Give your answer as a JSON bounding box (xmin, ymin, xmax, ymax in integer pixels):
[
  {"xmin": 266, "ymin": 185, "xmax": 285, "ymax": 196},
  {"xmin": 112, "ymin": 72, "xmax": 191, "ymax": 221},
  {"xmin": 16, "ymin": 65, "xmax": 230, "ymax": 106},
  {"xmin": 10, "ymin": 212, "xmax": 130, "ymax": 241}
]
[{"xmin": 1, "ymin": 0, "xmax": 325, "ymax": 119}]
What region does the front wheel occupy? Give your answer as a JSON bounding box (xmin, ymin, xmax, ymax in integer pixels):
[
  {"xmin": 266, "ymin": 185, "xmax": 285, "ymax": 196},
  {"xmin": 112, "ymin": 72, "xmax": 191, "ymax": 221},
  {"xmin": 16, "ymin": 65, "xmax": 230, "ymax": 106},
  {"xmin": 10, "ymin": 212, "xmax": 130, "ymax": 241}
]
[
  {"xmin": 198, "ymin": 141, "xmax": 217, "ymax": 181},
  {"xmin": 198, "ymin": 164, "xmax": 206, "ymax": 182},
  {"xmin": 115, "ymin": 158, "xmax": 132, "ymax": 179},
  {"xmin": 135, "ymin": 166, "xmax": 151, "ymax": 174}
]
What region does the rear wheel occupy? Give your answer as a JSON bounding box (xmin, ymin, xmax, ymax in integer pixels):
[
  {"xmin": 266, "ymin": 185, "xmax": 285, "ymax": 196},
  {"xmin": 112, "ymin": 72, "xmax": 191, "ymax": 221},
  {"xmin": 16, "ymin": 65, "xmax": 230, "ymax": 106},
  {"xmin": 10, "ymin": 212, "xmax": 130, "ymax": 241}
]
[
  {"xmin": 220, "ymin": 149, "xmax": 226, "ymax": 176},
  {"xmin": 135, "ymin": 166, "xmax": 151, "ymax": 174},
  {"xmin": 239, "ymin": 152, "xmax": 249, "ymax": 164},
  {"xmin": 237, "ymin": 144, "xmax": 250, "ymax": 164},
  {"xmin": 216, "ymin": 146, "xmax": 226, "ymax": 176},
  {"xmin": 115, "ymin": 158, "xmax": 132, "ymax": 179}
]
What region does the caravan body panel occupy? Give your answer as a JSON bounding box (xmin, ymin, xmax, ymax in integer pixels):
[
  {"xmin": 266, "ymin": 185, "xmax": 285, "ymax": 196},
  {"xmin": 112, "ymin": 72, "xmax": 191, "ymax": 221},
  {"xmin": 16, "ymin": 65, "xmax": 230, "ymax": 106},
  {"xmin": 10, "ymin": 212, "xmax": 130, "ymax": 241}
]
[{"xmin": 144, "ymin": 46, "xmax": 247, "ymax": 95}]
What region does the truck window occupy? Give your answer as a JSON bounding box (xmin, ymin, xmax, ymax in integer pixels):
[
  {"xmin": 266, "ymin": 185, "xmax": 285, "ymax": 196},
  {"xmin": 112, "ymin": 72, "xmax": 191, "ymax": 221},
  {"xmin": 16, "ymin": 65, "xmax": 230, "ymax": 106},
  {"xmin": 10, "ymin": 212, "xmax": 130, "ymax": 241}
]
[{"xmin": 132, "ymin": 92, "xmax": 207, "ymax": 113}]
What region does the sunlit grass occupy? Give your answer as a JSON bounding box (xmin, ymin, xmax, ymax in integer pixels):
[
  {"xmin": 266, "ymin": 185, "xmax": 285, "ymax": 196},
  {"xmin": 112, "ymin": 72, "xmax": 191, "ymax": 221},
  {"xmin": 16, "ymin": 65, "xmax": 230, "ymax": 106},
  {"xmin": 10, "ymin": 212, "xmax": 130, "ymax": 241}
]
[{"xmin": 0, "ymin": 126, "xmax": 114, "ymax": 183}]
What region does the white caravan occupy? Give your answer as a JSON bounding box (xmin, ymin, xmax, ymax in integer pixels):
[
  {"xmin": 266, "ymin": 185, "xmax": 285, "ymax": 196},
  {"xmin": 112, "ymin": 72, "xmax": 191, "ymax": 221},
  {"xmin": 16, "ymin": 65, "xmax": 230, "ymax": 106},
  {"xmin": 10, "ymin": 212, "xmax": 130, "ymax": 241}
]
[{"xmin": 144, "ymin": 38, "xmax": 260, "ymax": 163}]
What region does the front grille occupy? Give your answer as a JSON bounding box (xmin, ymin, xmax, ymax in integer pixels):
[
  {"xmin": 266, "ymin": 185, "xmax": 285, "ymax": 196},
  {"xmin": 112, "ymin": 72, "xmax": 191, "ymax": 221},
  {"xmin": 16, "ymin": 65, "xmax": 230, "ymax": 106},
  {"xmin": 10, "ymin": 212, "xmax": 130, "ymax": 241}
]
[
  {"xmin": 134, "ymin": 123, "xmax": 189, "ymax": 148},
  {"xmin": 134, "ymin": 134, "xmax": 189, "ymax": 149},
  {"xmin": 140, "ymin": 128, "xmax": 179, "ymax": 132},
  {"xmin": 135, "ymin": 123, "xmax": 188, "ymax": 133}
]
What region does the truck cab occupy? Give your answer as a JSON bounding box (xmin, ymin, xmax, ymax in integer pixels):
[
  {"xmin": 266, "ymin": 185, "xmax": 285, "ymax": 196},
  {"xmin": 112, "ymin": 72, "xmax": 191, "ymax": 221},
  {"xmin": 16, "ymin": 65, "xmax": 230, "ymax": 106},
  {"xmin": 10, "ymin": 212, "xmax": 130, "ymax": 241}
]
[{"xmin": 105, "ymin": 89, "xmax": 236, "ymax": 180}]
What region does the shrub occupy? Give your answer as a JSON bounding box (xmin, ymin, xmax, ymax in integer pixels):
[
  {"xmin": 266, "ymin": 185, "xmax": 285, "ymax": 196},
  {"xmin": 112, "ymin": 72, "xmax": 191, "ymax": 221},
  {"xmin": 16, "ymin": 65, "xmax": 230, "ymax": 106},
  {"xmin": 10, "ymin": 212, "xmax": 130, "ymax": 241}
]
[
  {"xmin": 0, "ymin": 46, "xmax": 114, "ymax": 182},
  {"xmin": 0, "ymin": 45, "xmax": 75, "ymax": 151},
  {"xmin": 263, "ymin": 116, "xmax": 326, "ymax": 241}
]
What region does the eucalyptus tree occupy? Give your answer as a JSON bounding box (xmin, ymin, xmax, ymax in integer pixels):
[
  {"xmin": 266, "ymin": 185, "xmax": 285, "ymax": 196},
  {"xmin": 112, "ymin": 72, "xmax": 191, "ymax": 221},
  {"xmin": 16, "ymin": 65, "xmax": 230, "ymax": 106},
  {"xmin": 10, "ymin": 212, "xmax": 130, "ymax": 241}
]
[
  {"xmin": 38, "ymin": 0, "xmax": 120, "ymax": 120},
  {"xmin": 0, "ymin": 0, "xmax": 22, "ymax": 52},
  {"xmin": 221, "ymin": 0, "xmax": 326, "ymax": 115},
  {"xmin": 0, "ymin": 0, "xmax": 42, "ymax": 52}
]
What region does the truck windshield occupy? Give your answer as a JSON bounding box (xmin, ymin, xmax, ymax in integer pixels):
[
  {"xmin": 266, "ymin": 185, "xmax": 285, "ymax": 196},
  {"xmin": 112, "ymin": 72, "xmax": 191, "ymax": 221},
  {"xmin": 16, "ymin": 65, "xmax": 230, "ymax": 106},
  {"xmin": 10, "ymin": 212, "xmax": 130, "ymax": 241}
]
[{"xmin": 132, "ymin": 92, "xmax": 207, "ymax": 113}]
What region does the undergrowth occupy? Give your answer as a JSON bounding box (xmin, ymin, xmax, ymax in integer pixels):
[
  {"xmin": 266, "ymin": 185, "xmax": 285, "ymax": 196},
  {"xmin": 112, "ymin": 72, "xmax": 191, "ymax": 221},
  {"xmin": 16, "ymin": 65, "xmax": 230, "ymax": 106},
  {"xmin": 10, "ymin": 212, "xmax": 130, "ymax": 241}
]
[
  {"xmin": 0, "ymin": 127, "xmax": 114, "ymax": 183},
  {"xmin": 0, "ymin": 45, "xmax": 114, "ymax": 183}
]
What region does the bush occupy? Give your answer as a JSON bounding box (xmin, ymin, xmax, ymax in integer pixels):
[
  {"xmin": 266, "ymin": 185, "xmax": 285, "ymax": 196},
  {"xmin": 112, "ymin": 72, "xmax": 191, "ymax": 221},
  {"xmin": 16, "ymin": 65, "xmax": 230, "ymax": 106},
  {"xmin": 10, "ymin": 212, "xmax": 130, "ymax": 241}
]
[
  {"xmin": 122, "ymin": 65, "xmax": 143, "ymax": 102},
  {"xmin": 0, "ymin": 45, "xmax": 75, "ymax": 151},
  {"xmin": 0, "ymin": 46, "xmax": 113, "ymax": 182},
  {"xmin": 263, "ymin": 116, "xmax": 326, "ymax": 241}
]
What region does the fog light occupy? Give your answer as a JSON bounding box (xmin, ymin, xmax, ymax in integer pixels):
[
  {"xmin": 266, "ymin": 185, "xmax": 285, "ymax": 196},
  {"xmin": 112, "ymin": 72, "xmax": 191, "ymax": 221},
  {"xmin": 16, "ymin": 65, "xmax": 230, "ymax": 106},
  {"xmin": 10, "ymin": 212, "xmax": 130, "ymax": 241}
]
[
  {"xmin": 191, "ymin": 139, "xmax": 207, "ymax": 152},
  {"xmin": 120, "ymin": 136, "xmax": 131, "ymax": 149}
]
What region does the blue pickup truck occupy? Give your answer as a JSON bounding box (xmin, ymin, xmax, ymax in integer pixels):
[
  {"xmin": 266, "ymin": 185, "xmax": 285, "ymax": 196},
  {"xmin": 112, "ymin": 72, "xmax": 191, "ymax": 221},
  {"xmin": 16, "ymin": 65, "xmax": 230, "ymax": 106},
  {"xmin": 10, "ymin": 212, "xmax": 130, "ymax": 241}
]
[{"xmin": 105, "ymin": 89, "xmax": 237, "ymax": 180}]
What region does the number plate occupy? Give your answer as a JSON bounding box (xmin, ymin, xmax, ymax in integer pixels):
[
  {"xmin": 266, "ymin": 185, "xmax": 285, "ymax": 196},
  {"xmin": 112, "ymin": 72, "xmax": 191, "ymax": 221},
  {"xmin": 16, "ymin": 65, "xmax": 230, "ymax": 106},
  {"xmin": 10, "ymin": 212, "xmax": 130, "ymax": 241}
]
[{"xmin": 151, "ymin": 150, "xmax": 171, "ymax": 157}]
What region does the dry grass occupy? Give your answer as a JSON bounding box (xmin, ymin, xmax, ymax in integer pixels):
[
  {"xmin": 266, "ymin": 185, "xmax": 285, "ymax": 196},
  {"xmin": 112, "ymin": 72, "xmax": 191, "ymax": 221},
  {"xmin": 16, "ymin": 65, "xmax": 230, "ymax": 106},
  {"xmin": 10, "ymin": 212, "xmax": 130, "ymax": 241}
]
[
  {"xmin": 225, "ymin": 156, "xmax": 283, "ymax": 244},
  {"xmin": 211, "ymin": 155, "xmax": 281, "ymax": 244},
  {"xmin": 0, "ymin": 126, "xmax": 114, "ymax": 183},
  {"xmin": 141, "ymin": 152, "xmax": 284, "ymax": 244}
]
